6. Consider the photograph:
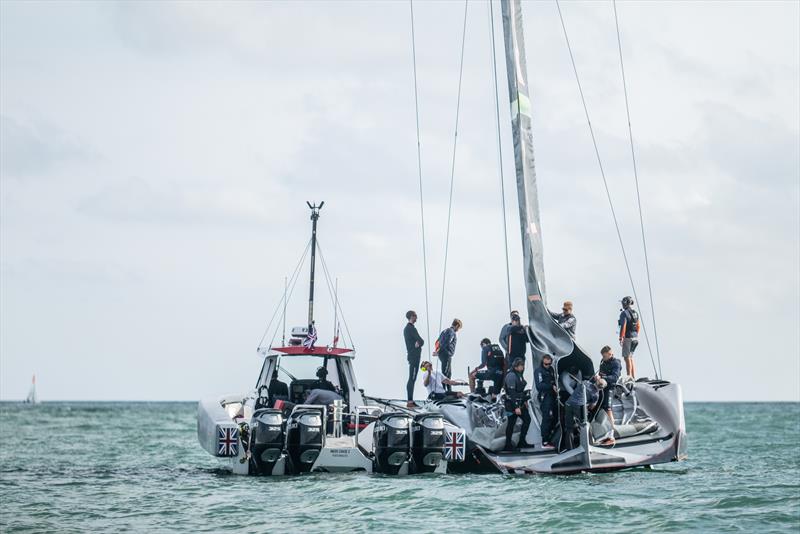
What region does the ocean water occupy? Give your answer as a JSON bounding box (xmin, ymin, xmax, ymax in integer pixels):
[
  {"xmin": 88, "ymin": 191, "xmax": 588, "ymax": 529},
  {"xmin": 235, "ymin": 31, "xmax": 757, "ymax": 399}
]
[{"xmin": 0, "ymin": 402, "xmax": 798, "ymax": 533}]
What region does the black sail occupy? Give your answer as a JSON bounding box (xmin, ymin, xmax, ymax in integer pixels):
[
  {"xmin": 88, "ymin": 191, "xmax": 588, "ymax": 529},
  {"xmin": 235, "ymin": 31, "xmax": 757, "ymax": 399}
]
[{"xmin": 500, "ymin": 0, "xmax": 592, "ymax": 377}]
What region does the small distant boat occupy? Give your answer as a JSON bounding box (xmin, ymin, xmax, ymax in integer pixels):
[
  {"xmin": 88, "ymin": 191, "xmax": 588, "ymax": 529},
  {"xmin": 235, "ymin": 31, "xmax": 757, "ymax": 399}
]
[{"xmin": 24, "ymin": 374, "xmax": 39, "ymax": 405}]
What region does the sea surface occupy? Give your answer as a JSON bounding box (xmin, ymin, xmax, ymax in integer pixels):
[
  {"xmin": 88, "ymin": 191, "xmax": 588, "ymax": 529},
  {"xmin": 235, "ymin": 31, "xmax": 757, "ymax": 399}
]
[{"xmin": 1, "ymin": 402, "xmax": 798, "ymax": 533}]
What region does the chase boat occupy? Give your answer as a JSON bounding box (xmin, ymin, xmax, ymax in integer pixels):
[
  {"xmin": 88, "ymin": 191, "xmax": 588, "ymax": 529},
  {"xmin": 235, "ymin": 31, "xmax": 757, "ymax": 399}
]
[{"xmin": 197, "ymin": 203, "xmax": 469, "ymax": 475}]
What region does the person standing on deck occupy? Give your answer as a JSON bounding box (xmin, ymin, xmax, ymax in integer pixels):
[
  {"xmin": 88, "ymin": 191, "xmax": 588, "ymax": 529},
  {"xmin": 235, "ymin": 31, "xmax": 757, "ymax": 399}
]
[
  {"xmin": 504, "ymin": 313, "xmax": 529, "ymax": 369},
  {"xmin": 435, "ymin": 319, "xmax": 462, "ymax": 391},
  {"xmin": 403, "ymin": 310, "xmax": 424, "ymax": 408},
  {"xmin": 534, "ymin": 354, "xmax": 557, "ymax": 448},
  {"xmin": 618, "ymin": 296, "xmax": 641, "ymax": 378},
  {"xmin": 503, "ymin": 358, "xmax": 532, "ymax": 451},
  {"xmin": 550, "ymin": 301, "xmax": 577, "ymax": 338},
  {"xmin": 498, "ymin": 310, "xmax": 520, "ymax": 353}
]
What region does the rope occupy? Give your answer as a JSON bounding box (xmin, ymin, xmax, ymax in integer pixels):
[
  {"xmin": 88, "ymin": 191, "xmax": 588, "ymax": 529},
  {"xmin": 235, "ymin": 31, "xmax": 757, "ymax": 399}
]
[
  {"xmin": 555, "ymin": 0, "xmax": 659, "ymax": 378},
  {"xmin": 256, "ymin": 238, "xmax": 311, "ymax": 350},
  {"xmin": 438, "ymin": 0, "xmax": 469, "ymax": 335},
  {"xmin": 409, "ymin": 0, "xmax": 432, "ymax": 355},
  {"xmin": 316, "ymin": 240, "xmax": 356, "ymax": 349},
  {"xmin": 258, "ymin": 239, "xmax": 311, "ymax": 350},
  {"xmin": 613, "ymin": 0, "xmax": 663, "ymax": 378},
  {"xmin": 488, "ymin": 0, "xmax": 513, "ymax": 313}
]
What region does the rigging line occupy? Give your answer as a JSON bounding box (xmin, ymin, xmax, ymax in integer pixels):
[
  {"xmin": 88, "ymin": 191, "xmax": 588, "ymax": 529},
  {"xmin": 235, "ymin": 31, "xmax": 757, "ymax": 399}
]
[
  {"xmin": 315, "ymin": 240, "xmax": 356, "ymax": 349},
  {"xmin": 312, "ymin": 239, "xmax": 351, "ymax": 346},
  {"xmin": 256, "ymin": 238, "xmax": 311, "ymax": 349},
  {"xmin": 409, "ymin": 0, "xmax": 432, "ymax": 355},
  {"xmin": 554, "ymin": 0, "xmax": 659, "ymax": 378},
  {"xmin": 438, "ymin": 0, "xmax": 469, "ymax": 335},
  {"xmin": 613, "ymin": 0, "xmax": 662, "ymax": 378},
  {"xmin": 489, "ymin": 0, "xmax": 513, "ymax": 314},
  {"xmin": 266, "ymin": 253, "xmax": 312, "ymax": 350}
]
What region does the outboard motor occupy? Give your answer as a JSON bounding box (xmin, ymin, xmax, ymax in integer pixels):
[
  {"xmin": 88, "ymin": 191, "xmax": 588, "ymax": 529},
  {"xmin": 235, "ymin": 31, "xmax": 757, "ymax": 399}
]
[
  {"xmin": 249, "ymin": 408, "xmax": 285, "ymax": 475},
  {"xmin": 412, "ymin": 413, "xmax": 445, "ymax": 473},
  {"xmin": 285, "ymin": 409, "xmax": 324, "ymax": 473},
  {"xmin": 373, "ymin": 413, "xmax": 412, "ymax": 475}
]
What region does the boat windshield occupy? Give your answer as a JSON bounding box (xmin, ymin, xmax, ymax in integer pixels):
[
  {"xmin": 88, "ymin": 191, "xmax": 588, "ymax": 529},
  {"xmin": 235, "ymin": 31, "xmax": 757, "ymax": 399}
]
[{"xmin": 276, "ymin": 355, "xmax": 340, "ymax": 388}]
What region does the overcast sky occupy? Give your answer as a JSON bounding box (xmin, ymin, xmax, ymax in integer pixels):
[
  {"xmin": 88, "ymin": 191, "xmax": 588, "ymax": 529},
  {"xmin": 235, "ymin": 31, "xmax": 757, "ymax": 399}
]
[{"xmin": 1, "ymin": 0, "xmax": 798, "ymax": 402}]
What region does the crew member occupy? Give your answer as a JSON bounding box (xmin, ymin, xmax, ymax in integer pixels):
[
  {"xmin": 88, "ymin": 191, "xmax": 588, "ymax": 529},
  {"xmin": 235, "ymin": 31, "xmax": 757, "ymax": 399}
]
[
  {"xmin": 267, "ymin": 369, "xmax": 289, "ymax": 401},
  {"xmin": 550, "ymin": 300, "xmax": 577, "ymax": 337},
  {"xmin": 505, "ymin": 313, "xmax": 529, "ymax": 369},
  {"xmin": 312, "ymin": 366, "xmax": 337, "ymax": 392},
  {"xmin": 563, "ymin": 378, "xmax": 606, "ymax": 450},
  {"xmin": 305, "ymin": 388, "xmax": 343, "ymax": 406},
  {"xmin": 618, "ymin": 296, "xmax": 641, "ymax": 378},
  {"xmin": 503, "ymin": 358, "xmax": 532, "ymax": 451},
  {"xmin": 468, "ymin": 338, "xmax": 504, "ymax": 399},
  {"xmin": 421, "ymin": 360, "xmax": 464, "ymax": 400},
  {"xmin": 597, "ymin": 345, "xmax": 621, "ymax": 429},
  {"xmin": 534, "ymin": 354, "xmax": 557, "ymax": 447},
  {"xmin": 435, "ymin": 319, "xmax": 462, "ymax": 390},
  {"xmin": 498, "ymin": 310, "xmax": 520, "ymax": 353},
  {"xmin": 403, "ymin": 310, "xmax": 425, "ymax": 408}
]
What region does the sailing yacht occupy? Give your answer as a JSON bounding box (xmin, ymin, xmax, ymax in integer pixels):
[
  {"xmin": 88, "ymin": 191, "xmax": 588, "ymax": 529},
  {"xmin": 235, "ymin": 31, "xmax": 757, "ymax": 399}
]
[
  {"xmin": 196, "ymin": 0, "xmax": 686, "ymax": 475},
  {"xmin": 24, "ymin": 374, "xmax": 39, "ymax": 405}
]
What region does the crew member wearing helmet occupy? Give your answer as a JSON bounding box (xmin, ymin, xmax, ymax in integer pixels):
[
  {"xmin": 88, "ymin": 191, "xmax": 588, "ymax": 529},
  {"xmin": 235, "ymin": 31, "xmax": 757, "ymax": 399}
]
[
  {"xmin": 618, "ymin": 296, "xmax": 640, "ymax": 378},
  {"xmin": 312, "ymin": 366, "xmax": 337, "ymax": 392}
]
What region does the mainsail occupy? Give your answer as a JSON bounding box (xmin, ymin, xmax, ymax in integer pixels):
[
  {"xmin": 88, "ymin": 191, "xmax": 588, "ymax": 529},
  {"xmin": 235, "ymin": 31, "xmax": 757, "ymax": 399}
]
[
  {"xmin": 25, "ymin": 374, "xmax": 38, "ymax": 404},
  {"xmin": 500, "ymin": 0, "xmax": 592, "ymax": 375}
]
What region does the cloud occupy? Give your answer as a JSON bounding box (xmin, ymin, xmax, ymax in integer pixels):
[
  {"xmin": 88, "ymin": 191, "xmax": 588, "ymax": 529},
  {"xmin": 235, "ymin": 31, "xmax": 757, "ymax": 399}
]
[{"xmin": 0, "ymin": 115, "xmax": 89, "ymax": 177}]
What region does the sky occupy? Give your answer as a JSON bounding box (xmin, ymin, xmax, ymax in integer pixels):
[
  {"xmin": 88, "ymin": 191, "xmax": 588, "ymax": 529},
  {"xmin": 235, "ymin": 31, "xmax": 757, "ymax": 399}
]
[{"xmin": 1, "ymin": 0, "xmax": 798, "ymax": 402}]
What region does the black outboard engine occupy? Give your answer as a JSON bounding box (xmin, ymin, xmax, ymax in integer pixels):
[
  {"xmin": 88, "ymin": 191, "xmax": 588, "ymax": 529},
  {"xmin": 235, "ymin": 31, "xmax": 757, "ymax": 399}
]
[
  {"xmin": 285, "ymin": 408, "xmax": 324, "ymax": 473},
  {"xmin": 411, "ymin": 413, "xmax": 445, "ymax": 473},
  {"xmin": 249, "ymin": 408, "xmax": 285, "ymax": 475},
  {"xmin": 373, "ymin": 413, "xmax": 412, "ymax": 475}
]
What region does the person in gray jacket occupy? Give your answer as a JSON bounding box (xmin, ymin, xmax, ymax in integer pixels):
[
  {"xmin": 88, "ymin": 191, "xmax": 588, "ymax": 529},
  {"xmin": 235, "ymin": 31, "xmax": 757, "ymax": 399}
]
[
  {"xmin": 550, "ymin": 300, "xmax": 577, "ymax": 337},
  {"xmin": 498, "ymin": 310, "xmax": 520, "ymax": 353}
]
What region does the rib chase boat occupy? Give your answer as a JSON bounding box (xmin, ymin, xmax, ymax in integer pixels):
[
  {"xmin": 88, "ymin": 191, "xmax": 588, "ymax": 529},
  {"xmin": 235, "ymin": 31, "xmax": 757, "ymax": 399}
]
[{"xmin": 197, "ymin": 0, "xmax": 686, "ymax": 476}]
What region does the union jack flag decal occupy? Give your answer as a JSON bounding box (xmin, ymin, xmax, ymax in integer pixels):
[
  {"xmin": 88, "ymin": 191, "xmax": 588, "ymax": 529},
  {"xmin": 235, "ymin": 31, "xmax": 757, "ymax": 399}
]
[
  {"xmin": 217, "ymin": 426, "xmax": 239, "ymax": 457},
  {"xmin": 443, "ymin": 430, "xmax": 465, "ymax": 461}
]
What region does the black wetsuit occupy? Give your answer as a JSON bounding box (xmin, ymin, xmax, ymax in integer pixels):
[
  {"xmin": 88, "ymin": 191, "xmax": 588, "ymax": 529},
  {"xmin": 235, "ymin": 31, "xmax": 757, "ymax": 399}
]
[
  {"xmin": 404, "ymin": 322, "xmax": 424, "ymax": 401},
  {"xmin": 534, "ymin": 364, "xmax": 556, "ymax": 444},
  {"xmin": 505, "ymin": 325, "xmax": 529, "ymax": 368},
  {"xmin": 504, "ymin": 369, "xmax": 531, "ymax": 449}
]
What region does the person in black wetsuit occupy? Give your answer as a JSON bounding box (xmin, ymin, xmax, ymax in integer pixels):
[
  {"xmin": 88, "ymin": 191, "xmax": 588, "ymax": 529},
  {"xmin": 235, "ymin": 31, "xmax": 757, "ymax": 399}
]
[
  {"xmin": 503, "ymin": 358, "xmax": 532, "ymax": 451},
  {"xmin": 268, "ymin": 369, "xmax": 289, "ymax": 401},
  {"xmin": 312, "ymin": 366, "xmax": 337, "ymax": 392},
  {"xmin": 403, "ymin": 310, "xmax": 424, "ymax": 408},
  {"xmin": 534, "ymin": 354, "xmax": 557, "ymax": 447},
  {"xmin": 597, "ymin": 345, "xmax": 622, "ymax": 429},
  {"xmin": 504, "ymin": 314, "xmax": 529, "ymax": 369},
  {"xmin": 468, "ymin": 338, "xmax": 504, "ymax": 399}
]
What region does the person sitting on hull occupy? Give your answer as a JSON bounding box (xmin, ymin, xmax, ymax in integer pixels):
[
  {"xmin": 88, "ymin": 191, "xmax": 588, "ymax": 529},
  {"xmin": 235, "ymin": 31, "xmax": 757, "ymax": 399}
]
[
  {"xmin": 503, "ymin": 358, "xmax": 533, "ymax": 451},
  {"xmin": 312, "ymin": 366, "xmax": 337, "ymax": 392},
  {"xmin": 562, "ymin": 377, "xmax": 606, "ymax": 451},
  {"xmin": 597, "ymin": 345, "xmax": 622, "ymax": 431},
  {"xmin": 421, "ymin": 360, "xmax": 464, "ymax": 401},
  {"xmin": 468, "ymin": 338, "xmax": 504, "ymax": 399},
  {"xmin": 618, "ymin": 296, "xmax": 641, "ymax": 378},
  {"xmin": 434, "ymin": 319, "xmax": 462, "ymax": 391},
  {"xmin": 534, "ymin": 354, "xmax": 557, "ymax": 448},
  {"xmin": 268, "ymin": 369, "xmax": 289, "ymax": 401},
  {"xmin": 504, "ymin": 313, "xmax": 529, "ymax": 370},
  {"xmin": 550, "ymin": 300, "xmax": 577, "ymax": 338}
]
